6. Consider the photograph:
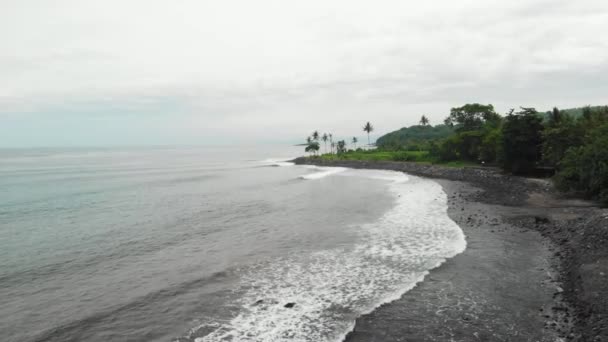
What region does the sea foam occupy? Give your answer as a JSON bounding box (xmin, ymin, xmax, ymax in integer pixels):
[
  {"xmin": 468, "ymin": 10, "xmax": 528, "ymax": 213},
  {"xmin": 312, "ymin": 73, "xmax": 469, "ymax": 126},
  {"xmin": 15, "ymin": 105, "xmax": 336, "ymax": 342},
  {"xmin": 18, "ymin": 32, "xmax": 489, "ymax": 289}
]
[
  {"xmin": 260, "ymin": 159, "xmax": 296, "ymax": 167},
  {"xmin": 195, "ymin": 169, "xmax": 466, "ymax": 342},
  {"xmin": 298, "ymin": 167, "xmax": 347, "ymax": 180}
]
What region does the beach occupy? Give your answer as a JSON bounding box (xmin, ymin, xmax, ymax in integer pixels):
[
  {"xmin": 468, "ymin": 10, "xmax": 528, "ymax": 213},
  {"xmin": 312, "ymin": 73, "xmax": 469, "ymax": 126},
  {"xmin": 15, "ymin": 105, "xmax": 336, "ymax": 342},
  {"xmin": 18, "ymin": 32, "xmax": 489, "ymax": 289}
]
[{"xmin": 293, "ymin": 157, "xmax": 608, "ymax": 342}]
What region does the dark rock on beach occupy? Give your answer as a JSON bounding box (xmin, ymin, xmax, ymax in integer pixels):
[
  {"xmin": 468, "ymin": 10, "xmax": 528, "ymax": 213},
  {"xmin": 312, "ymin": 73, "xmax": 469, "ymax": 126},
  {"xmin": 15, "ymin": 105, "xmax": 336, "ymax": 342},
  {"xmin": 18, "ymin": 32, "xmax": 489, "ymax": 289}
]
[{"xmin": 293, "ymin": 157, "xmax": 608, "ymax": 342}]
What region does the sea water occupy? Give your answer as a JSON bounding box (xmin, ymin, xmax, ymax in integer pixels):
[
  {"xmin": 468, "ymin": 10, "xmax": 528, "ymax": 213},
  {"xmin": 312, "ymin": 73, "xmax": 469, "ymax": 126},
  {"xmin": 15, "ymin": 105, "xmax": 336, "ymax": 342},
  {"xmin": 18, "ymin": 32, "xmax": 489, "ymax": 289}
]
[{"xmin": 0, "ymin": 146, "xmax": 465, "ymax": 342}]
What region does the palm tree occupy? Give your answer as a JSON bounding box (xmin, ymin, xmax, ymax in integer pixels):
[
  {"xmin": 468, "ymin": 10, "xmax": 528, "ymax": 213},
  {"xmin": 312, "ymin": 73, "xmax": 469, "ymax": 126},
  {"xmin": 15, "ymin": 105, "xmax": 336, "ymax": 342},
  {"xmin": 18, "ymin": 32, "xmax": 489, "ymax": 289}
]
[
  {"xmin": 322, "ymin": 133, "xmax": 329, "ymax": 154},
  {"xmin": 329, "ymin": 133, "xmax": 334, "ymax": 154},
  {"xmin": 363, "ymin": 122, "xmax": 374, "ymax": 147},
  {"xmin": 420, "ymin": 115, "xmax": 429, "ymax": 126},
  {"xmin": 352, "ymin": 137, "xmax": 358, "ymax": 150},
  {"xmin": 306, "ymin": 136, "xmax": 312, "ymax": 144},
  {"xmin": 336, "ymin": 140, "xmax": 346, "ymax": 154},
  {"xmin": 312, "ymin": 131, "xmax": 320, "ymax": 141},
  {"xmin": 331, "ymin": 141, "xmax": 336, "ymax": 154}
]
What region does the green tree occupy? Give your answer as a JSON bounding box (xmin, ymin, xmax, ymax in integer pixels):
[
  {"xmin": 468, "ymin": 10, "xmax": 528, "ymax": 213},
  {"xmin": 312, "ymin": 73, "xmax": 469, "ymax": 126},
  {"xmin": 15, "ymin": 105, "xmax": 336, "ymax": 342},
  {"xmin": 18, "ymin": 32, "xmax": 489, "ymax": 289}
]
[
  {"xmin": 322, "ymin": 133, "xmax": 329, "ymax": 154},
  {"xmin": 444, "ymin": 103, "xmax": 499, "ymax": 131},
  {"xmin": 478, "ymin": 127, "xmax": 503, "ymax": 163},
  {"xmin": 419, "ymin": 115, "xmax": 429, "ymax": 126},
  {"xmin": 352, "ymin": 137, "xmax": 358, "ymax": 149},
  {"xmin": 554, "ymin": 122, "xmax": 608, "ymax": 205},
  {"xmin": 337, "ymin": 140, "xmax": 347, "ymax": 154},
  {"xmin": 547, "ymin": 107, "xmax": 562, "ymax": 127},
  {"xmin": 305, "ymin": 141, "xmax": 320, "ymax": 156},
  {"xmin": 501, "ymin": 107, "xmax": 544, "ymax": 174},
  {"xmin": 363, "ymin": 122, "xmax": 374, "ymax": 146},
  {"xmin": 541, "ymin": 115, "xmax": 584, "ymax": 167},
  {"xmin": 312, "ymin": 131, "xmax": 320, "ymax": 141}
]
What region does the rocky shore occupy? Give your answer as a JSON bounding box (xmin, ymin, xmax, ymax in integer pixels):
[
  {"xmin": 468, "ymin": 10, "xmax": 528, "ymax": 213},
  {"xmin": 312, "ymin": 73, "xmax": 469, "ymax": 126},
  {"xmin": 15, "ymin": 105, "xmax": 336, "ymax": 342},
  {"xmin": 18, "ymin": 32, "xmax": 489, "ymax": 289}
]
[{"xmin": 293, "ymin": 157, "xmax": 608, "ymax": 341}]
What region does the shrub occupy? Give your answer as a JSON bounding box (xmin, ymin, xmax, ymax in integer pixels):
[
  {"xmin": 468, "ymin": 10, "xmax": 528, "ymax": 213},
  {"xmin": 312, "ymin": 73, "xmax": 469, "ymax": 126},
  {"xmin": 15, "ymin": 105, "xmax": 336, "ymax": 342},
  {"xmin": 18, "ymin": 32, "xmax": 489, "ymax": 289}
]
[{"xmin": 554, "ymin": 123, "xmax": 608, "ymax": 205}]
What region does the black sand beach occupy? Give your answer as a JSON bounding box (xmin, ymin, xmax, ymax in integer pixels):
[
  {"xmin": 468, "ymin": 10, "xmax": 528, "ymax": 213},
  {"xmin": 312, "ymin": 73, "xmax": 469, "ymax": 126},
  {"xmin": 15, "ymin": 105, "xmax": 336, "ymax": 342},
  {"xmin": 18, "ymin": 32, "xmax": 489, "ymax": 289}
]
[{"xmin": 293, "ymin": 158, "xmax": 608, "ymax": 342}]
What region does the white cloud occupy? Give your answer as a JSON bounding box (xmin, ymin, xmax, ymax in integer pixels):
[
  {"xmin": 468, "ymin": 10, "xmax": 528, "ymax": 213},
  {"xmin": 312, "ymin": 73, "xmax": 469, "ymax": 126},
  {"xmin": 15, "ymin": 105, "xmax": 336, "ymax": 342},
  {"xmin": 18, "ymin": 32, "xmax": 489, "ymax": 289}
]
[{"xmin": 1, "ymin": 0, "xmax": 607, "ymax": 146}]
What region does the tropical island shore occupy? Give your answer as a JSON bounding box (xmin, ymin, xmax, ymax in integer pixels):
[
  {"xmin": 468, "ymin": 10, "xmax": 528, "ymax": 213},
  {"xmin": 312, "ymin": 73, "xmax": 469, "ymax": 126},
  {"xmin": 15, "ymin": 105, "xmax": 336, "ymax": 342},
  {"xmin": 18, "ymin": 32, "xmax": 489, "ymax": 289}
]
[{"xmin": 293, "ymin": 157, "xmax": 608, "ymax": 342}]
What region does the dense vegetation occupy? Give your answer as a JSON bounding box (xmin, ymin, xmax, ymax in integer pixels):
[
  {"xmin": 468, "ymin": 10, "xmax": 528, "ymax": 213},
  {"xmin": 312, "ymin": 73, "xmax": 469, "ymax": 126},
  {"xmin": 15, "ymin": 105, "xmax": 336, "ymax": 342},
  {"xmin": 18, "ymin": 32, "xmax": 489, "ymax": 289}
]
[
  {"xmin": 375, "ymin": 124, "xmax": 454, "ymax": 150},
  {"xmin": 382, "ymin": 104, "xmax": 608, "ymax": 205},
  {"xmin": 305, "ymin": 104, "xmax": 608, "ymax": 205}
]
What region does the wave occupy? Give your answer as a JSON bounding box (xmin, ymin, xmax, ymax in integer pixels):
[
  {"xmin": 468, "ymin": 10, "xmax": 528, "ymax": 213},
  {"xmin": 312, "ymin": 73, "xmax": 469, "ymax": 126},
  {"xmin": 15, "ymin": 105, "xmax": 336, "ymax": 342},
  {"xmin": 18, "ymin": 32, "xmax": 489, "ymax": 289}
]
[
  {"xmin": 299, "ymin": 167, "xmax": 347, "ymax": 180},
  {"xmin": 192, "ymin": 170, "xmax": 467, "ymax": 342},
  {"xmin": 260, "ymin": 158, "xmax": 296, "ymax": 167},
  {"xmin": 30, "ymin": 270, "xmax": 236, "ymax": 342}
]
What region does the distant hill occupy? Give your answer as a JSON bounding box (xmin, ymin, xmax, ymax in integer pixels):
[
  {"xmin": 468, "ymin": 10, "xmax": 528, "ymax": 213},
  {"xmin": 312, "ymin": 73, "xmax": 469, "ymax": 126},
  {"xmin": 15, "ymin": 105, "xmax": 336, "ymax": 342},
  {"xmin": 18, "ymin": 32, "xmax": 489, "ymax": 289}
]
[
  {"xmin": 541, "ymin": 105, "xmax": 608, "ymax": 120},
  {"xmin": 376, "ymin": 124, "xmax": 454, "ymax": 149}
]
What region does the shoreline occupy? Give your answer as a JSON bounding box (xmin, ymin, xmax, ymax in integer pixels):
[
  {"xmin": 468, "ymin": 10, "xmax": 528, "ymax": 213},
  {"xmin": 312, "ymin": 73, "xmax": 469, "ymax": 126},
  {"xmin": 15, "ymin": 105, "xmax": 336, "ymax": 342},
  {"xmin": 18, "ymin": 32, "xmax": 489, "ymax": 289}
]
[{"xmin": 293, "ymin": 157, "xmax": 608, "ymax": 341}]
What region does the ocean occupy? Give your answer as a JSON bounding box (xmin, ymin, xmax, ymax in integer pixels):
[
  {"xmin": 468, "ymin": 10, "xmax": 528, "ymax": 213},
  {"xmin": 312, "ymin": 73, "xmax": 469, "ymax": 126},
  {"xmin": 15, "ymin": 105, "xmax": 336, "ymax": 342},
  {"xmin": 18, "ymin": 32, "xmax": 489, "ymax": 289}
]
[{"xmin": 0, "ymin": 146, "xmax": 466, "ymax": 342}]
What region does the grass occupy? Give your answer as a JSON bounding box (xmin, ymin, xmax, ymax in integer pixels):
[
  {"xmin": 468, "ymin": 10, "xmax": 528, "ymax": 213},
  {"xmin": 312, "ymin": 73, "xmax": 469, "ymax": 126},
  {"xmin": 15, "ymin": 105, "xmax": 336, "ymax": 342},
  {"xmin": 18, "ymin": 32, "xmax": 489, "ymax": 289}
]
[{"xmin": 315, "ymin": 150, "xmax": 477, "ymax": 168}]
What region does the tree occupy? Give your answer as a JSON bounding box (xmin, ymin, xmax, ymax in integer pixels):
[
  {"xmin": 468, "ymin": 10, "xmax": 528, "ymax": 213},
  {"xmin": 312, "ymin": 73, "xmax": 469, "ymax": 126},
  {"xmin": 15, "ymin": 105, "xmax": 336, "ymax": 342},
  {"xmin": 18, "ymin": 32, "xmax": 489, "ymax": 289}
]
[
  {"xmin": 444, "ymin": 103, "xmax": 499, "ymax": 131},
  {"xmin": 331, "ymin": 141, "xmax": 336, "ymax": 154},
  {"xmin": 337, "ymin": 140, "xmax": 347, "ymax": 154},
  {"xmin": 501, "ymin": 107, "xmax": 544, "ymax": 174},
  {"xmin": 306, "ymin": 136, "xmax": 312, "ymax": 144},
  {"xmin": 419, "ymin": 115, "xmax": 429, "ymax": 126},
  {"xmin": 554, "ymin": 122, "xmax": 608, "ymax": 205},
  {"xmin": 352, "ymin": 137, "xmax": 358, "ymax": 149},
  {"xmin": 305, "ymin": 141, "xmax": 320, "ymax": 156},
  {"xmin": 363, "ymin": 122, "xmax": 374, "ymax": 146},
  {"xmin": 329, "ymin": 133, "xmax": 334, "ymax": 154},
  {"xmin": 542, "ymin": 115, "xmax": 584, "ymax": 167},
  {"xmin": 322, "ymin": 133, "xmax": 329, "ymax": 154},
  {"xmin": 548, "ymin": 107, "xmax": 562, "ymax": 127},
  {"xmin": 312, "ymin": 131, "xmax": 320, "ymax": 141}
]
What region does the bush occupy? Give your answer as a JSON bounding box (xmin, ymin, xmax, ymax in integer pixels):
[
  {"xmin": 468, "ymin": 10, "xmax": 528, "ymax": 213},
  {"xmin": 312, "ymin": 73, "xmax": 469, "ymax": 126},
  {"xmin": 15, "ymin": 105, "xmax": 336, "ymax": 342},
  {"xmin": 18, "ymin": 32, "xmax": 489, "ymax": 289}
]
[
  {"xmin": 479, "ymin": 128, "xmax": 503, "ymax": 163},
  {"xmin": 392, "ymin": 152, "xmax": 415, "ymax": 162},
  {"xmin": 554, "ymin": 123, "xmax": 608, "ymax": 205}
]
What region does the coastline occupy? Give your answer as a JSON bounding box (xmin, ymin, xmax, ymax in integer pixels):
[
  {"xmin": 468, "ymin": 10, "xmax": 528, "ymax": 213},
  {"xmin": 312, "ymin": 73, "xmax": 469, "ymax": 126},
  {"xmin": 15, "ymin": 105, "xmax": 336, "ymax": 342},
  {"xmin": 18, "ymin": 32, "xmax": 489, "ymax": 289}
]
[{"xmin": 293, "ymin": 157, "xmax": 608, "ymax": 341}]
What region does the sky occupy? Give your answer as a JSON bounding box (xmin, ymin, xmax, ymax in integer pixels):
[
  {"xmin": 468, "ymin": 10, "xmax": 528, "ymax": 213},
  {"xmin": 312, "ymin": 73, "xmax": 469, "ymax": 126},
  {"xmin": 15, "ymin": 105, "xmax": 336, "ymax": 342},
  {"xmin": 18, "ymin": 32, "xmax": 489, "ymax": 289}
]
[{"xmin": 1, "ymin": 0, "xmax": 608, "ymax": 147}]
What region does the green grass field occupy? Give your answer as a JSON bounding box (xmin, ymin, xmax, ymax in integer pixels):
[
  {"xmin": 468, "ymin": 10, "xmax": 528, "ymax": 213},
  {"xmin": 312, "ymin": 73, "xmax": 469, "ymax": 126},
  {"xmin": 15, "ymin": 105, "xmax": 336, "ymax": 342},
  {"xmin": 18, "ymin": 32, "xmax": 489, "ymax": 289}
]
[{"xmin": 317, "ymin": 150, "xmax": 476, "ymax": 168}]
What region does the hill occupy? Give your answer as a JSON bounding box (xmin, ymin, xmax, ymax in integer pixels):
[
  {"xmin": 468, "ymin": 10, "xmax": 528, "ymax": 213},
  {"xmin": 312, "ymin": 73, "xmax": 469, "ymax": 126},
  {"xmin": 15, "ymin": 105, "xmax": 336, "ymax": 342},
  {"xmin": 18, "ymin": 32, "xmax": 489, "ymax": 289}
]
[{"xmin": 376, "ymin": 124, "xmax": 454, "ymax": 150}]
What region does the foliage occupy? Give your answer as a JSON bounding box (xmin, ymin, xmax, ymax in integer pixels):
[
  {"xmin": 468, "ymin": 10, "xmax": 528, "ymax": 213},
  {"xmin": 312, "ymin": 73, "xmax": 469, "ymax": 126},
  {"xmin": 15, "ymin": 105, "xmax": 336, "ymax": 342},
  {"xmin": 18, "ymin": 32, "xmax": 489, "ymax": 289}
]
[
  {"xmin": 305, "ymin": 103, "xmax": 608, "ymax": 203},
  {"xmin": 419, "ymin": 115, "xmax": 429, "ymax": 126},
  {"xmin": 305, "ymin": 141, "xmax": 320, "ymax": 155},
  {"xmin": 500, "ymin": 107, "xmax": 544, "ymax": 174},
  {"xmin": 318, "ymin": 149, "xmax": 475, "ymax": 168},
  {"xmin": 363, "ymin": 122, "xmax": 374, "ymax": 145},
  {"xmin": 554, "ymin": 122, "xmax": 608, "ymax": 205},
  {"xmin": 444, "ymin": 103, "xmax": 500, "ymax": 131},
  {"xmin": 376, "ymin": 124, "xmax": 454, "ymax": 150},
  {"xmin": 541, "ymin": 115, "xmax": 584, "ymax": 166},
  {"xmin": 336, "ymin": 140, "xmax": 347, "ymax": 154},
  {"xmin": 479, "ymin": 127, "xmax": 503, "ymax": 163},
  {"xmin": 541, "ymin": 105, "xmax": 608, "ymax": 122}
]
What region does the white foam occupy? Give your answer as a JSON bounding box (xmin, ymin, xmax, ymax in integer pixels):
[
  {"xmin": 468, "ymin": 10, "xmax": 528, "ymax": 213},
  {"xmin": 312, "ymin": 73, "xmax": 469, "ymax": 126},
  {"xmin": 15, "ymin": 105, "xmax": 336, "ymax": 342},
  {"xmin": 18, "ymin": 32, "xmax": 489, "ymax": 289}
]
[
  {"xmin": 260, "ymin": 158, "xmax": 296, "ymax": 167},
  {"xmin": 196, "ymin": 170, "xmax": 467, "ymax": 342},
  {"xmin": 299, "ymin": 167, "xmax": 346, "ymax": 180}
]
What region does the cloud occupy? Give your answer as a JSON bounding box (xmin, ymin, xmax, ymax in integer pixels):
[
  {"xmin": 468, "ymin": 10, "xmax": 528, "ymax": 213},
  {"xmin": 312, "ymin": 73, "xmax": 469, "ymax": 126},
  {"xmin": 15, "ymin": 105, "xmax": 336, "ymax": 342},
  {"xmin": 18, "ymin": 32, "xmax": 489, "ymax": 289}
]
[{"xmin": 1, "ymin": 0, "xmax": 607, "ymax": 146}]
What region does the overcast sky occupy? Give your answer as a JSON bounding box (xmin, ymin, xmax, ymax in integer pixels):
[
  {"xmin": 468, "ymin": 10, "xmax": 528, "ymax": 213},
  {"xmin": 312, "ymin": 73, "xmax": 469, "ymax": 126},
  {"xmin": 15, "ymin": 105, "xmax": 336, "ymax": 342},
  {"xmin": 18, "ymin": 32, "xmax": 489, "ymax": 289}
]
[{"xmin": 1, "ymin": 0, "xmax": 607, "ymax": 147}]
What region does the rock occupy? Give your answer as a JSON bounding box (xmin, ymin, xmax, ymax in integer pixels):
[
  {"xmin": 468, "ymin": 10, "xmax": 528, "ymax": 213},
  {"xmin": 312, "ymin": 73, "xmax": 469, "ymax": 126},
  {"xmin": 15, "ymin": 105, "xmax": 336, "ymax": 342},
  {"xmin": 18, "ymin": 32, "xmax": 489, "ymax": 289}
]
[{"xmin": 284, "ymin": 302, "xmax": 296, "ymax": 308}]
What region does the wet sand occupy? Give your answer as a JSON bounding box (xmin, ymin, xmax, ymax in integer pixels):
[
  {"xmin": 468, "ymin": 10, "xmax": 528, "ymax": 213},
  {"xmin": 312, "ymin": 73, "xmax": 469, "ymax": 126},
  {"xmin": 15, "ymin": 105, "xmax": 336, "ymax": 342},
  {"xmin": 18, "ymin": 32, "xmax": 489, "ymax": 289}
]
[{"xmin": 345, "ymin": 180, "xmax": 570, "ymax": 341}]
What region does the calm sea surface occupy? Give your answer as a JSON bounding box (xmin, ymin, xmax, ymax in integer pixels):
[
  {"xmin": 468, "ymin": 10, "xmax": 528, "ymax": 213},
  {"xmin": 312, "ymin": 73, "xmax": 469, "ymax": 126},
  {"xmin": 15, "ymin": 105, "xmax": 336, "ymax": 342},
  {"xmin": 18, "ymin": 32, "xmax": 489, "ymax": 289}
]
[{"xmin": 0, "ymin": 146, "xmax": 465, "ymax": 342}]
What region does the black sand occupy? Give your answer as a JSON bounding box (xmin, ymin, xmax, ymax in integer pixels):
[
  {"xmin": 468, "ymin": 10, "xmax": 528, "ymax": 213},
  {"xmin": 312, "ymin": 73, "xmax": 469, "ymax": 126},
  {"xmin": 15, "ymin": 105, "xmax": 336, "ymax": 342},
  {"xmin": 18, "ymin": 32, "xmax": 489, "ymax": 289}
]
[{"xmin": 293, "ymin": 158, "xmax": 608, "ymax": 342}]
